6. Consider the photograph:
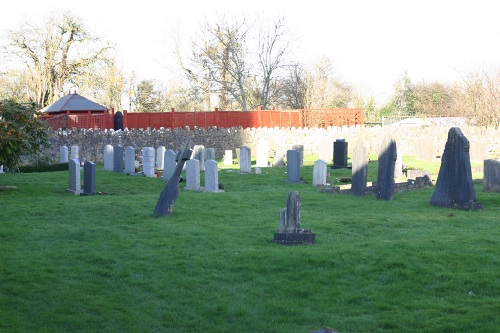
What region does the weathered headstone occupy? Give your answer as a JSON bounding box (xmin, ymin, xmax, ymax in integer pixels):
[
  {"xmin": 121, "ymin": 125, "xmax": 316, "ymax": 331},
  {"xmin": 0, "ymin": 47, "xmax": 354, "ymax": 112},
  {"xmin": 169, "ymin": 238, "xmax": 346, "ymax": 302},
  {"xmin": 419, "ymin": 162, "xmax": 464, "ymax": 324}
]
[
  {"xmin": 286, "ymin": 149, "xmax": 304, "ymax": 183},
  {"xmin": 256, "ymin": 140, "xmax": 270, "ymax": 167},
  {"xmin": 156, "ymin": 146, "xmax": 166, "ymax": 170},
  {"xmin": 205, "ymin": 160, "xmax": 223, "ymax": 192},
  {"xmin": 124, "ymin": 146, "xmax": 135, "ymax": 174},
  {"xmin": 375, "ymin": 136, "xmax": 397, "ymax": 200},
  {"xmin": 60, "ymin": 146, "xmax": 69, "ymax": 163},
  {"xmin": 351, "ymin": 140, "xmax": 368, "ymax": 196},
  {"xmin": 113, "ymin": 144, "xmax": 124, "ymax": 172},
  {"xmin": 273, "ymin": 191, "xmax": 315, "ymax": 245},
  {"xmin": 272, "ymin": 148, "xmax": 286, "ymax": 167},
  {"xmin": 192, "ymin": 145, "xmax": 205, "ymax": 171},
  {"xmin": 82, "ymin": 161, "xmax": 96, "ymax": 195},
  {"xmin": 223, "ymin": 150, "xmax": 233, "ymax": 166},
  {"xmin": 292, "ymin": 144, "xmax": 304, "ymax": 167},
  {"xmin": 332, "ymin": 138, "xmax": 348, "ymax": 169},
  {"xmin": 153, "ymin": 142, "xmax": 192, "ymax": 217},
  {"xmin": 206, "ymin": 148, "xmax": 215, "ymax": 162},
  {"xmin": 239, "ymin": 146, "xmax": 252, "ymax": 173},
  {"xmin": 70, "ymin": 145, "xmax": 79, "ymax": 160},
  {"xmin": 162, "ymin": 149, "xmax": 177, "ymax": 181},
  {"xmin": 142, "ymin": 147, "xmax": 156, "ymax": 177},
  {"xmin": 430, "ymin": 127, "xmax": 482, "ymax": 210},
  {"xmin": 319, "ymin": 140, "xmax": 333, "ymax": 163},
  {"xmin": 185, "ymin": 159, "xmax": 200, "ymax": 191},
  {"xmin": 103, "ymin": 144, "xmax": 114, "ymax": 171},
  {"xmin": 313, "ymin": 159, "xmax": 327, "ymax": 186},
  {"xmin": 67, "ymin": 159, "xmax": 82, "ymax": 195},
  {"xmin": 483, "ymin": 159, "xmax": 500, "ymax": 192}
]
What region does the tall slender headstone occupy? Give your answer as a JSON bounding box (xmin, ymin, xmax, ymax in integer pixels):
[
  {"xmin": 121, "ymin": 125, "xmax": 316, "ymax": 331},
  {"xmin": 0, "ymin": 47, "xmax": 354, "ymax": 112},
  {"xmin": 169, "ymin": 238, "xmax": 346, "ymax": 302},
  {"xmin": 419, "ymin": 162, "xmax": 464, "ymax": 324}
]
[
  {"xmin": 103, "ymin": 145, "xmax": 113, "ymax": 171},
  {"xmin": 351, "ymin": 140, "xmax": 368, "ymax": 196},
  {"xmin": 82, "ymin": 161, "xmax": 96, "ymax": 195},
  {"xmin": 70, "ymin": 145, "xmax": 79, "ymax": 160},
  {"xmin": 113, "ymin": 144, "xmax": 124, "ymax": 172},
  {"xmin": 205, "ymin": 160, "xmax": 223, "ymax": 192},
  {"xmin": 332, "ymin": 138, "xmax": 348, "ymax": 169},
  {"xmin": 59, "ymin": 146, "xmax": 69, "ymax": 163},
  {"xmin": 292, "ymin": 144, "xmax": 304, "ymax": 167},
  {"xmin": 156, "ymin": 146, "xmax": 166, "ymax": 170},
  {"xmin": 163, "ymin": 150, "xmax": 177, "ymax": 181},
  {"xmin": 483, "ymin": 159, "xmax": 500, "ymax": 192},
  {"xmin": 375, "ymin": 136, "xmax": 397, "ymax": 200},
  {"xmin": 286, "ymin": 150, "xmax": 304, "ymax": 183},
  {"xmin": 185, "ymin": 159, "xmax": 200, "ymax": 191},
  {"xmin": 239, "ymin": 146, "xmax": 251, "ymax": 173},
  {"xmin": 192, "ymin": 145, "xmax": 205, "ymax": 171},
  {"xmin": 256, "ymin": 140, "xmax": 270, "ymax": 167},
  {"xmin": 430, "ymin": 127, "xmax": 482, "ymax": 210},
  {"xmin": 223, "ymin": 150, "xmax": 233, "ymax": 166},
  {"xmin": 142, "ymin": 147, "xmax": 156, "ymax": 177},
  {"xmin": 206, "ymin": 148, "xmax": 216, "ymax": 162},
  {"xmin": 312, "ymin": 159, "xmax": 327, "ymax": 186},
  {"xmin": 67, "ymin": 159, "xmax": 81, "ymax": 195},
  {"xmin": 273, "ymin": 191, "xmax": 315, "ymax": 245},
  {"xmin": 124, "ymin": 146, "xmax": 135, "ymax": 173}
]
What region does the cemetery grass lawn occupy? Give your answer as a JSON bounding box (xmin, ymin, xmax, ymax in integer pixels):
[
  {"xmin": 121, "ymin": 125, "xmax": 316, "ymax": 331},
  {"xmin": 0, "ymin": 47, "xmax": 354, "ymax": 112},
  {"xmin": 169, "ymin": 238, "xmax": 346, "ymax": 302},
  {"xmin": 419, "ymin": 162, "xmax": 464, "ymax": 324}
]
[{"xmin": 1, "ymin": 158, "xmax": 499, "ymax": 333}]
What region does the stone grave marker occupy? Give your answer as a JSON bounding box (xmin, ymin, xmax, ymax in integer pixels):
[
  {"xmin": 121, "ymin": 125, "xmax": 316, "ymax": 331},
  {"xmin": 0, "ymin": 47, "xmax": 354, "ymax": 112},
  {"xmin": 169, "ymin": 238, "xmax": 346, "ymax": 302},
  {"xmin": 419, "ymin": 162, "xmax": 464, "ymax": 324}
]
[
  {"xmin": 206, "ymin": 148, "xmax": 215, "ymax": 162},
  {"xmin": 142, "ymin": 147, "xmax": 156, "ymax": 177},
  {"xmin": 103, "ymin": 144, "xmax": 114, "ymax": 171},
  {"xmin": 156, "ymin": 146, "xmax": 166, "ymax": 170},
  {"xmin": 235, "ymin": 148, "xmax": 241, "ymax": 164},
  {"xmin": 351, "ymin": 140, "xmax": 368, "ymax": 196},
  {"xmin": 70, "ymin": 145, "xmax": 79, "ymax": 160},
  {"xmin": 192, "ymin": 145, "xmax": 205, "ymax": 171},
  {"xmin": 60, "ymin": 146, "xmax": 68, "ymax": 163},
  {"xmin": 239, "ymin": 146, "xmax": 252, "ymax": 173},
  {"xmin": 223, "ymin": 150, "xmax": 233, "ymax": 166},
  {"xmin": 205, "ymin": 160, "xmax": 224, "ymax": 192},
  {"xmin": 483, "ymin": 159, "xmax": 500, "ymax": 192},
  {"xmin": 162, "ymin": 149, "xmax": 177, "ymax": 181},
  {"xmin": 82, "ymin": 161, "xmax": 96, "ymax": 195},
  {"xmin": 256, "ymin": 140, "xmax": 270, "ymax": 167},
  {"xmin": 292, "ymin": 144, "xmax": 304, "ymax": 167},
  {"xmin": 272, "ymin": 148, "xmax": 286, "ymax": 167},
  {"xmin": 332, "ymin": 138, "xmax": 348, "ymax": 169},
  {"xmin": 124, "ymin": 146, "xmax": 135, "ymax": 173},
  {"xmin": 375, "ymin": 136, "xmax": 397, "ymax": 200},
  {"xmin": 113, "ymin": 144, "xmax": 124, "ymax": 172},
  {"xmin": 286, "ymin": 149, "xmax": 304, "ymax": 183},
  {"xmin": 273, "ymin": 191, "xmax": 315, "ymax": 245},
  {"xmin": 185, "ymin": 159, "xmax": 200, "ymax": 191},
  {"xmin": 319, "ymin": 140, "xmax": 333, "ymax": 163},
  {"xmin": 313, "ymin": 159, "xmax": 327, "ymax": 186},
  {"xmin": 430, "ymin": 127, "xmax": 482, "ymax": 210},
  {"xmin": 67, "ymin": 159, "xmax": 82, "ymax": 195}
]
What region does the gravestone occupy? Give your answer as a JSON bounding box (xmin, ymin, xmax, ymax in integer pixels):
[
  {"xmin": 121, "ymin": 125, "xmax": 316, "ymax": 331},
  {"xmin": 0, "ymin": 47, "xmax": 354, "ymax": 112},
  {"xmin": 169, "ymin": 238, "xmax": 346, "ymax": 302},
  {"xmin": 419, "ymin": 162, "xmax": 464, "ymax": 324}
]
[
  {"xmin": 223, "ymin": 150, "xmax": 233, "ymax": 166},
  {"xmin": 319, "ymin": 140, "xmax": 333, "ymax": 163},
  {"xmin": 483, "ymin": 159, "xmax": 500, "ymax": 192},
  {"xmin": 67, "ymin": 159, "xmax": 82, "ymax": 195},
  {"xmin": 156, "ymin": 146, "xmax": 166, "ymax": 170},
  {"xmin": 286, "ymin": 150, "xmax": 304, "ymax": 183},
  {"xmin": 351, "ymin": 140, "xmax": 368, "ymax": 196},
  {"xmin": 162, "ymin": 149, "xmax": 177, "ymax": 181},
  {"xmin": 430, "ymin": 127, "xmax": 482, "ymax": 210},
  {"xmin": 239, "ymin": 146, "xmax": 252, "ymax": 173},
  {"xmin": 273, "ymin": 191, "xmax": 315, "ymax": 245},
  {"xmin": 273, "ymin": 148, "xmax": 286, "ymax": 167},
  {"xmin": 395, "ymin": 146, "xmax": 403, "ymax": 180},
  {"xmin": 113, "ymin": 144, "xmax": 124, "ymax": 172},
  {"xmin": 59, "ymin": 146, "xmax": 69, "ymax": 163},
  {"xmin": 70, "ymin": 145, "xmax": 79, "ymax": 160},
  {"xmin": 103, "ymin": 145, "xmax": 114, "ymax": 171},
  {"xmin": 235, "ymin": 148, "xmax": 240, "ymax": 164},
  {"xmin": 313, "ymin": 159, "xmax": 327, "ymax": 186},
  {"xmin": 292, "ymin": 144, "xmax": 304, "ymax": 167},
  {"xmin": 375, "ymin": 136, "xmax": 397, "ymax": 200},
  {"xmin": 205, "ymin": 160, "xmax": 224, "ymax": 192},
  {"xmin": 82, "ymin": 161, "xmax": 96, "ymax": 195},
  {"xmin": 185, "ymin": 159, "xmax": 200, "ymax": 191},
  {"xmin": 153, "ymin": 141, "xmax": 192, "ymax": 217},
  {"xmin": 114, "ymin": 111, "xmax": 124, "ymax": 131},
  {"xmin": 142, "ymin": 147, "xmax": 156, "ymax": 177},
  {"xmin": 192, "ymin": 145, "xmax": 205, "ymax": 171},
  {"xmin": 124, "ymin": 146, "xmax": 135, "ymax": 173},
  {"xmin": 332, "ymin": 138, "xmax": 348, "ymax": 169},
  {"xmin": 256, "ymin": 140, "xmax": 270, "ymax": 167},
  {"xmin": 206, "ymin": 148, "xmax": 216, "ymax": 162}
]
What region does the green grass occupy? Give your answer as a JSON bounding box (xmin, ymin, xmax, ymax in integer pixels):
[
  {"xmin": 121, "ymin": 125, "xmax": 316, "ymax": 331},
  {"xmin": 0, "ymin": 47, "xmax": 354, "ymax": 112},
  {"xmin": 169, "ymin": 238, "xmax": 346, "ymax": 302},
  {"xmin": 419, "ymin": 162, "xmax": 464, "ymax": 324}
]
[{"xmin": 1, "ymin": 157, "xmax": 499, "ymax": 333}]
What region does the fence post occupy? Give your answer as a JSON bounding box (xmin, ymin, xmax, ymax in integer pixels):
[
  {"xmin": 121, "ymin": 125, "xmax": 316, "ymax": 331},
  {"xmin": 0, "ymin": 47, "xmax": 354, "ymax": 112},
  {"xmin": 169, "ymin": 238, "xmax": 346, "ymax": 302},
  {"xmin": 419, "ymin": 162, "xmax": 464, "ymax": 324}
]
[{"xmin": 215, "ymin": 107, "xmax": 219, "ymax": 127}]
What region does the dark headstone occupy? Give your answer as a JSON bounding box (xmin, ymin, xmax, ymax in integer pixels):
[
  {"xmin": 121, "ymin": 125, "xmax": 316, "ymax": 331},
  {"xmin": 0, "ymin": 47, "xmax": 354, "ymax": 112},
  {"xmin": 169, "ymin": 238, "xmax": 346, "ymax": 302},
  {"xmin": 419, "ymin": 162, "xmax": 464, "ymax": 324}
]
[
  {"xmin": 114, "ymin": 111, "xmax": 124, "ymax": 131},
  {"xmin": 351, "ymin": 140, "xmax": 368, "ymax": 196},
  {"xmin": 153, "ymin": 141, "xmax": 192, "ymax": 217},
  {"xmin": 286, "ymin": 150, "xmax": 304, "ymax": 183},
  {"xmin": 332, "ymin": 138, "xmax": 348, "ymax": 169},
  {"xmin": 82, "ymin": 161, "xmax": 96, "ymax": 195},
  {"xmin": 273, "ymin": 191, "xmax": 315, "ymax": 245},
  {"xmin": 375, "ymin": 136, "xmax": 397, "ymax": 200},
  {"xmin": 430, "ymin": 127, "xmax": 482, "ymax": 210},
  {"xmin": 113, "ymin": 144, "xmax": 123, "ymax": 172}
]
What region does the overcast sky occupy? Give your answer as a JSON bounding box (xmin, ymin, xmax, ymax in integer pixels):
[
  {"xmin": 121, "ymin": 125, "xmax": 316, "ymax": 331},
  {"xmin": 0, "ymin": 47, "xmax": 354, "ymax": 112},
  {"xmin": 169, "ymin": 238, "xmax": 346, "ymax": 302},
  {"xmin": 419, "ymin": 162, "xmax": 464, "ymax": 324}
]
[{"xmin": 1, "ymin": 0, "xmax": 499, "ymax": 106}]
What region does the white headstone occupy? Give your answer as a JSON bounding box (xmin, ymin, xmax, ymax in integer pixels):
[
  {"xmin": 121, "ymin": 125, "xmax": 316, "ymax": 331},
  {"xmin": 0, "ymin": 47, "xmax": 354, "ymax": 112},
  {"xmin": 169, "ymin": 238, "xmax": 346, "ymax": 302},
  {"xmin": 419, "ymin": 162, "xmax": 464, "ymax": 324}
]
[
  {"xmin": 239, "ymin": 146, "xmax": 251, "ymax": 173},
  {"xmin": 223, "ymin": 150, "xmax": 233, "ymax": 166},
  {"xmin": 59, "ymin": 146, "xmax": 69, "ymax": 163},
  {"xmin": 70, "ymin": 145, "xmax": 79, "ymax": 160},
  {"xmin": 313, "ymin": 159, "xmax": 328, "ymax": 186},
  {"xmin": 163, "ymin": 150, "xmax": 177, "ymax": 181},
  {"xmin": 142, "ymin": 147, "xmax": 156, "ymax": 177},
  {"xmin": 206, "ymin": 148, "xmax": 216, "ymax": 161},
  {"xmin": 156, "ymin": 146, "xmax": 166, "ymax": 170},
  {"xmin": 185, "ymin": 159, "xmax": 200, "ymax": 191},
  {"xmin": 103, "ymin": 145, "xmax": 114, "ymax": 171},
  {"xmin": 124, "ymin": 146, "xmax": 136, "ymax": 173},
  {"xmin": 205, "ymin": 160, "xmax": 223, "ymax": 192},
  {"xmin": 256, "ymin": 140, "xmax": 269, "ymax": 167}
]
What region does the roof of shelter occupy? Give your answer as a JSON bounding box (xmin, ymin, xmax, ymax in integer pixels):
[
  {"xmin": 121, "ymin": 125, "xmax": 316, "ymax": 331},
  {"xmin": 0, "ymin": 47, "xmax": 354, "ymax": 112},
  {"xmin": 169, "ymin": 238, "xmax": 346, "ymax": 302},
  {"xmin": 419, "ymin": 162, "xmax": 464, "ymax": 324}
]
[{"xmin": 40, "ymin": 93, "xmax": 108, "ymax": 113}]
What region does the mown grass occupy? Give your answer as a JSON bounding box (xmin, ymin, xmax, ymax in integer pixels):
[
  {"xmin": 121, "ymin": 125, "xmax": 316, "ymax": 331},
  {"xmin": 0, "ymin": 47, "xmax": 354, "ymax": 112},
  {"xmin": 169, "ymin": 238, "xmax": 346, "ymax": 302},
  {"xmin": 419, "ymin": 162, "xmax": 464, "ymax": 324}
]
[{"xmin": 0, "ymin": 156, "xmax": 498, "ymax": 333}]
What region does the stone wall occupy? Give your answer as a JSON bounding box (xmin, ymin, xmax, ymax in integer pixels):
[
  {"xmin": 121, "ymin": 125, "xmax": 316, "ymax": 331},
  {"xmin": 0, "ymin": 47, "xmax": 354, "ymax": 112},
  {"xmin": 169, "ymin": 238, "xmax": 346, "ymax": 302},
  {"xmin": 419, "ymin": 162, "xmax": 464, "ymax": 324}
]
[{"xmin": 46, "ymin": 125, "xmax": 499, "ymax": 164}]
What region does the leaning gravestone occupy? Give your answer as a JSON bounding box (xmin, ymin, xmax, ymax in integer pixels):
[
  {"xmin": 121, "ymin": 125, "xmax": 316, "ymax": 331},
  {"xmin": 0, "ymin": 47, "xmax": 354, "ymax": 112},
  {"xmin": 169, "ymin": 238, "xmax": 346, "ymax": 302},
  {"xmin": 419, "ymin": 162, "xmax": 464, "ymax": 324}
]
[
  {"xmin": 286, "ymin": 150, "xmax": 304, "ymax": 183},
  {"xmin": 185, "ymin": 159, "xmax": 200, "ymax": 191},
  {"xmin": 375, "ymin": 136, "xmax": 397, "ymax": 200},
  {"xmin": 351, "ymin": 140, "xmax": 368, "ymax": 196},
  {"xmin": 60, "ymin": 146, "xmax": 69, "ymax": 163},
  {"xmin": 483, "ymin": 159, "xmax": 500, "ymax": 192},
  {"xmin": 82, "ymin": 161, "xmax": 96, "ymax": 195},
  {"xmin": 103, "ymin": 145, "xmax": 114, "ymax": 171},
  {"xmin": 273, "ymin": 191, "xmax": 315, "ymax": 245},
  {"xmin": 430, "ymin": 127, "xmax": 482, "ymax": 210},
  {"xmin": 67, "ymin": 159, "xmax": 82, "ymax": 195},
  {"xmin": 113, "ymin": 144, "xmax": 124, "ymax": 172},
  {"xmin": 153, "ymin": 141, "xmax": 192, "ymax": 217},
  {"xmin": 124, "ymin": 146, "xmax": 135, "ymax": 174},
  {"xmin": 239, "ymin": 146, "xmax": 252, "ymax": 173},
  {"xmin": 312, "ymin": 159, "xmax": 327, "ymax": 186}
]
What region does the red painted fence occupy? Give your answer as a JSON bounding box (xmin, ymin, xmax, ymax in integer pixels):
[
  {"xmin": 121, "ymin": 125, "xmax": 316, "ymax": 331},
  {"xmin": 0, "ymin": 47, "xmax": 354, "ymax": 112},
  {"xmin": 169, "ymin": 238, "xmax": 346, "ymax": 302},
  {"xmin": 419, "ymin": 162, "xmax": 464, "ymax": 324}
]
[{"xmin": 41, "ymin": 108, "xmax": 364, "ymax": 130}]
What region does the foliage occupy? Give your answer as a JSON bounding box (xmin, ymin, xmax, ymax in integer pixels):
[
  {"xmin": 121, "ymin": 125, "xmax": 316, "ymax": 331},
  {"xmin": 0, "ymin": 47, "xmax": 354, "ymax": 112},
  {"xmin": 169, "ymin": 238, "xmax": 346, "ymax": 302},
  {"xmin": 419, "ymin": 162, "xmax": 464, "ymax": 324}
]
[
  {"xmin": 0, "ymin": 100, "xmax": 50, "ymax": 169},
  {"xmin": 17, "ymin": 162, "xmax": 69, "ymax": 173}
]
